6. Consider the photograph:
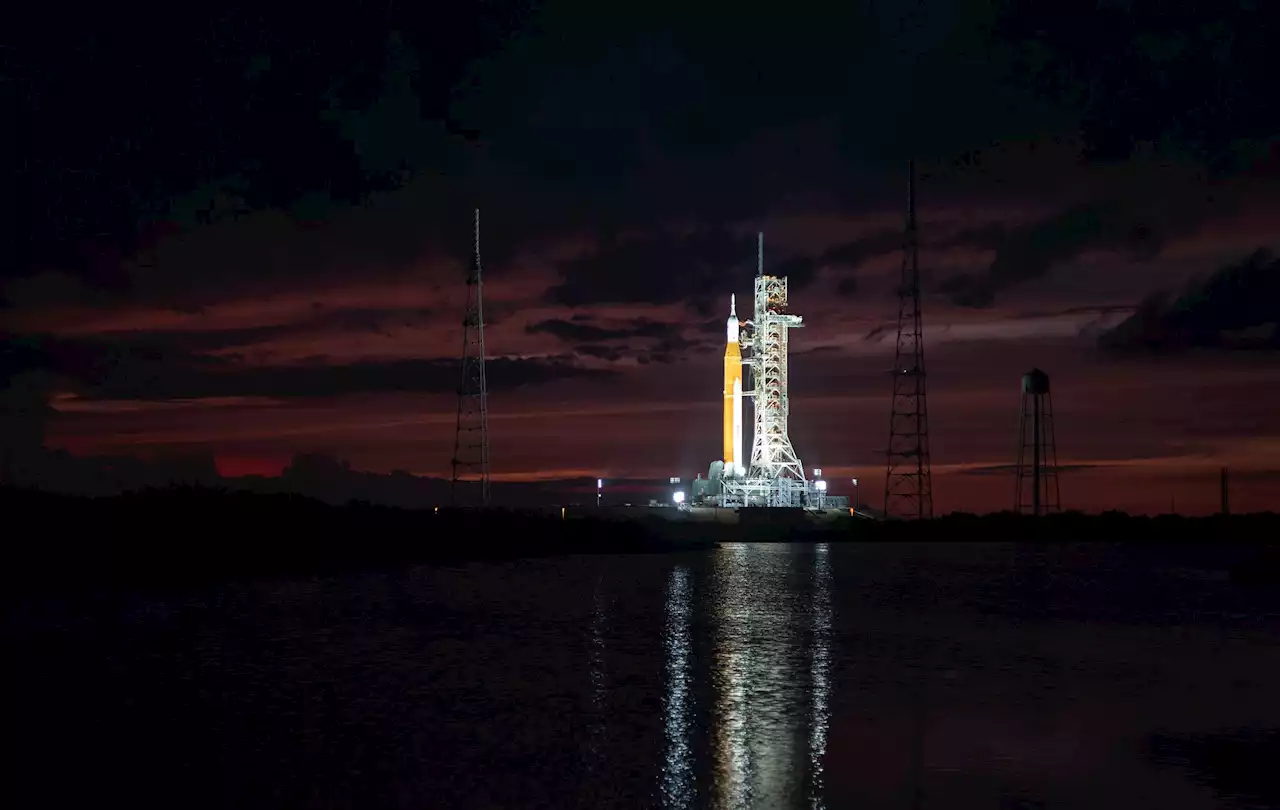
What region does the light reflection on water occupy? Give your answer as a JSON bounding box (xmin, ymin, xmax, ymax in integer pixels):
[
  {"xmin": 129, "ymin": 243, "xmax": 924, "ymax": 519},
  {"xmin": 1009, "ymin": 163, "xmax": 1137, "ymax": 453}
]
[
  {"xmin": 661, "ymin": 566, "xmax": 694, "ymax": 808},
  {"xmin": 585, "ymin": 575, "xmax": 608, "ymax": 790},
  {"xmin": 809, "ymin": 544, "xmax": 832, "ymax": 810},
  {"xmin": 707, "ymin": 543, "xmax": 832, "ymax": 810},
  {"xmin": 712, "ymin": 544, "xmax": 756, "ymax": 809},
  {"xmin": 11, "ymin": 542, "xmax": 1280, "ymax": 810}
]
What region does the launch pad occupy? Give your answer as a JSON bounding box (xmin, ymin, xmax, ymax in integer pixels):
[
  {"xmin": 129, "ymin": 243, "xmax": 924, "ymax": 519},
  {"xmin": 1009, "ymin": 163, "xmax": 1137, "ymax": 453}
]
[{"xmin": 698, "ymin": 234, "xmax": 844, "ymax": 510}]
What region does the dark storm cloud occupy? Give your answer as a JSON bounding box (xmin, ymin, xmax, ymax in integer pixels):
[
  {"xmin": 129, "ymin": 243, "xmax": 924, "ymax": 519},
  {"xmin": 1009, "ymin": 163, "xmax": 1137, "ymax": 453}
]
[
  {"xmin": 863, "ymin": 324, "xmax": 891, "ymax": 343},
  {"xmin": 651, "ymin": 334, "xmax": 711, "ymax": 358},
  {"xmin": 526, "ymin": 315, "xmax": 718, "ymax": 365},
  {"xmin": 4, "ymin": 0, "xmax": 1090, "ymax": 300},
  {"xmin": 935, "ymin": 194, "xmax": 1210, "ymax": 307},
  {"xmin": 304, "ymin": 306, "xmax": 439, "ymax": 335},
  {"xmin": 1, "ymin": 335, "xmax": 48, "ymax": 386},
  {"xmin": 788, "ymin": 228, "xmax": 904, "ymax": 298},
  {"xmin": 43, "ymin": 307, "xmax": 438, "ymax": 358},
  {"xmin": 1149, "ymin": 466, "xmax": 1280, "ymax": 486},
  {"xmin": 546, "ymin": 228, "xmax": 815, "ymax": 309},
  {"xmin": 955, "ymin": 463, "xmax": 1105, "ymax": 476},
  {"xmin": 1100, "ymin": 248, "xmax": 1280, "ymax": 353},
  {"xmin": 941, "ymin": 203, "xmax": 1153, "ymax": 306},
  {"xmin": 7, "ymin": 332, "xmax": 612, "ymax": 401},
  {"xmin": 936, "ymin": 274, "xmax": 997, "ymax": 309},
  {"xmin": 8, "ymin": 0, "xmax": 1276, "ymax": 314},
  {"xmin": 820, "ymin": 230, "xmax": 906, "ymax": 269},
  {"xmin": 571, "ymin": 342, "xmax": 696, "ymax": 365},
  {"xmin": 791, "ymin": 346, "xmax": 844, "ymax": 358},
  {"xmin": 526, "ymin": 317, "xmax": 677, "ymax": 343},
  {"xmin": 800, "ymin": 207, "xmax": 1122, "ymax": 307},
  {"xmin": 575, "ymin": 344, "xmax": 624, "ymax": 362},
  {"xmin": 770, "ymin": 255, "xmax": 819, "ymax": 290},
  {"xmin": 996, "ymin": 1, "xmax": 1280, "ymax": 167},
  {"xmin": 2, "ymin": 6, "xmax": 524, "ymax": 299},
  {"xmin": 462, "ymin": 0, "xmax": 1102, "ymax": 209},
  {"xmin": 696, "ymin": 318, "xmax": 727, "ymax": 336},
  {"xmin": 215, "ymin": 306, "xmax": 438, "ymax": 346}
]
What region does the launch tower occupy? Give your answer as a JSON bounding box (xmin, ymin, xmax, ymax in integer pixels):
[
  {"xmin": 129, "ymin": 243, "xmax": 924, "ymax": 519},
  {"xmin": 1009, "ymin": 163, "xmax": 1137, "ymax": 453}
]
[{"xmin": 722, "ymin": 233, "xmax": 811, "ymax": 507}]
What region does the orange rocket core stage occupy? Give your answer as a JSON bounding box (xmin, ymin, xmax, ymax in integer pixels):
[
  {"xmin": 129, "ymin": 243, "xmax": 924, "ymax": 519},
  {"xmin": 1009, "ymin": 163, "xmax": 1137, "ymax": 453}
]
[
  {"xmin": 723, "ymin": 339, "xmax": 741, "ymax": 466},
  {"xmin": 723, "ymin": 294, "xmax": 744, "ymax": 473}
]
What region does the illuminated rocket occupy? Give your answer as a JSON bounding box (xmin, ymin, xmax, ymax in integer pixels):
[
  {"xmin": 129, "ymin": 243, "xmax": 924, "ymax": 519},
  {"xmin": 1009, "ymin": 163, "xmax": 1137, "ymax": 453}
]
[{"xmin": 723, "ymin": 294, "xmax": 745, "ymax": 476}]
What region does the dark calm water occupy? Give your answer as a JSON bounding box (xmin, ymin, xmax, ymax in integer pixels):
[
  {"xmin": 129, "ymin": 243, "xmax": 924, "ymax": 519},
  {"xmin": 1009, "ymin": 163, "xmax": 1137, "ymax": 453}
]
[{"xmin": 8, "ymin": 543, "xmax": 1280, "ymax": 809}]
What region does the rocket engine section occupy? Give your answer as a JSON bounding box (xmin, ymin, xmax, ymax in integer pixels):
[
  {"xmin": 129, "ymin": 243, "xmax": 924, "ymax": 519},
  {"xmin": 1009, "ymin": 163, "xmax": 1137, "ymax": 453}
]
[{"xmin": 723, "ymin": 294, "xmax": 745, "ymax": 477}]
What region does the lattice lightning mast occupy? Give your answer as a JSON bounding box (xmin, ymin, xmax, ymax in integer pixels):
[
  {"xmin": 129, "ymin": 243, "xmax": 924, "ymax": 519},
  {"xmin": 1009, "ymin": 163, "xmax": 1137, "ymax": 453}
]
[
  {"xmin": 884, "ymin": 161, "xmax": 934, "ymax": 519},
  {"xmin": 451, "ymin": 208, "xmax": 491, "ymax": 507}
]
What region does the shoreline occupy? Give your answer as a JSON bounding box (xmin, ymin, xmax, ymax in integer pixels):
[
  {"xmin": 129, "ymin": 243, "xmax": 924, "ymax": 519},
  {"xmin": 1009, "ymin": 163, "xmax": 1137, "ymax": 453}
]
[{"xmin": 3, "ymin": 486, "xmax": 1277, "ymax": 600}]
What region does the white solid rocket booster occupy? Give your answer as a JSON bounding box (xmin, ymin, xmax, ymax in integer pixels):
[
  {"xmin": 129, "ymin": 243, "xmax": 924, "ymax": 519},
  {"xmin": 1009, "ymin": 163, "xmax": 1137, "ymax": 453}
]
[{"xmin": 723, "ymin": 294, "xmax": 744, "ymax": 476}]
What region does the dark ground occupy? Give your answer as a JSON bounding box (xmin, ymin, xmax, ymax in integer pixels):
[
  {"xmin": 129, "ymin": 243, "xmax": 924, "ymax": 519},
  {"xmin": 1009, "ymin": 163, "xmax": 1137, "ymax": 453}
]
[{"xmin": 2, "ymin": 486, "xmax": 1277, "ymax": 600}]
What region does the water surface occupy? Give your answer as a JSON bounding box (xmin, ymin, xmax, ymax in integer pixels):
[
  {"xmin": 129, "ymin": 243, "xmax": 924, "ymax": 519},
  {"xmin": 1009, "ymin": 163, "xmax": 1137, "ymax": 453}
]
[{"xmin": 9, "ymin": 542, "xmax": 1280, "ymax": 808}]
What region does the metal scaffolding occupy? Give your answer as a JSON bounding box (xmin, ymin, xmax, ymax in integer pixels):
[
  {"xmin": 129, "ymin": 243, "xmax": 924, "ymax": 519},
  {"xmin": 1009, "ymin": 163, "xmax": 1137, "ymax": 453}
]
[
  {"xmin": 722, "ymin": 233, "xmax": 810, "ymax": 507},
  {"xmin": 451, "ymin": 208, "xmax": 491, "ymax": 507},
  {"xmin": 884, "ymin": 161, "xmax": 934, "ymax": 519}
]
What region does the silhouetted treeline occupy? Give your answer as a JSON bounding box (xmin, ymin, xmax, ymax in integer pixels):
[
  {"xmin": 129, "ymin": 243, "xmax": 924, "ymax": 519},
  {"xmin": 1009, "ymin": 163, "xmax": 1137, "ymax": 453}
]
[
  {"xmin": 865, "ymin": 509, "xmax": 1280, "ymax": 585},
  {"xmin": 863, "ymin": 508, "xmax": 1280, "ymax": 544},
  {"xmin": 0, "ymin": 438, "xmax": 654, "ymax": 508},
  {"xmin": 0, "ymin": 354, "xmax": 669, "ymax": 507},
  {"xmin": 0, "ymin": 486, "xmax": 729, "ymax": 600},
  {"xmin": 5, "ymin": 487, "xmax": 1279, "ymax": 598}
]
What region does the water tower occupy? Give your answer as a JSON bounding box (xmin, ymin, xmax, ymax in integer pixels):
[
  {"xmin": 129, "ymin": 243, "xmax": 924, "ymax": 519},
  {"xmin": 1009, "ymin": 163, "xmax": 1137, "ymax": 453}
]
[{"xmin": 1015, "ymin": 368, "xmax": 1061, "ymax": 515}]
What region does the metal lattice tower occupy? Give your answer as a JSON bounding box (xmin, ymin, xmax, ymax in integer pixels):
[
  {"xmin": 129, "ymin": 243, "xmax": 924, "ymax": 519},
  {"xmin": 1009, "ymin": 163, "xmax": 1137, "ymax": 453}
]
[
  {"xmin": 1014, "ymin": 368, "xmax": 1060, "ymax": 515},
  {"xmin": 451, "ymin": 208, "xmax": 491, "ymax": 507},
  {"xmin": 884, "ymin": 161, "xmax": 934, "ymax": 519},
  {"xmin": 746, "ymin": 232, "xmax": 806, "ymax": 486}
]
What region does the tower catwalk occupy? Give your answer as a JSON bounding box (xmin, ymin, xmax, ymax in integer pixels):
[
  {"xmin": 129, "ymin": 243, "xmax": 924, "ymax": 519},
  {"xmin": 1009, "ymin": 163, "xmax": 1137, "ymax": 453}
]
[
  {"xmin": 451, "ymin": 208, "xmax": 491, "ymax": 507},
  {"xmin": 1014, "ymin": 368, "xmax": 1060, "ymax": 515},
  {"xmin": 747, "ymin": 232, "xmax": 806, "ymax": 485},
  {"xmin": 884, "ymin": 161, "xmax": 934, "ymax": 519}
]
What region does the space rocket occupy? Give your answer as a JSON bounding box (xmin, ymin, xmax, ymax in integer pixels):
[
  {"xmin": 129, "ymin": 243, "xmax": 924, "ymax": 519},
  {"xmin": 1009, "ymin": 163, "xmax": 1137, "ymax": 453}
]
[{"xmin": 723, "ymin": 294, "xmax": 744, "ymax": 477}]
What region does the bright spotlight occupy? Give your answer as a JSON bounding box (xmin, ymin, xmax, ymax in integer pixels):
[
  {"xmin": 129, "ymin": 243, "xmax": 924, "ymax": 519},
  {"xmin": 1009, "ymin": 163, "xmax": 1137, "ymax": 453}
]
[
  {"xmin": 597, "ymin": 478, "xmax": 603, "ymax": 489},
  {"xmin": 815, "ymin": 480, "xmax": 827, "ymax": 492},
  {"xmin": 673, "ymin": 490, "xmax": 686, "ymax": 504}
]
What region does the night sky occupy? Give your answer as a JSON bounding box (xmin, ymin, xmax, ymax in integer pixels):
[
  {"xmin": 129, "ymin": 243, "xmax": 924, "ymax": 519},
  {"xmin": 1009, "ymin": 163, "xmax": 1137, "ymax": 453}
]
[{"xmin": 4, "ymin": 1, "xmax": 1279, "ymax": 514}]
